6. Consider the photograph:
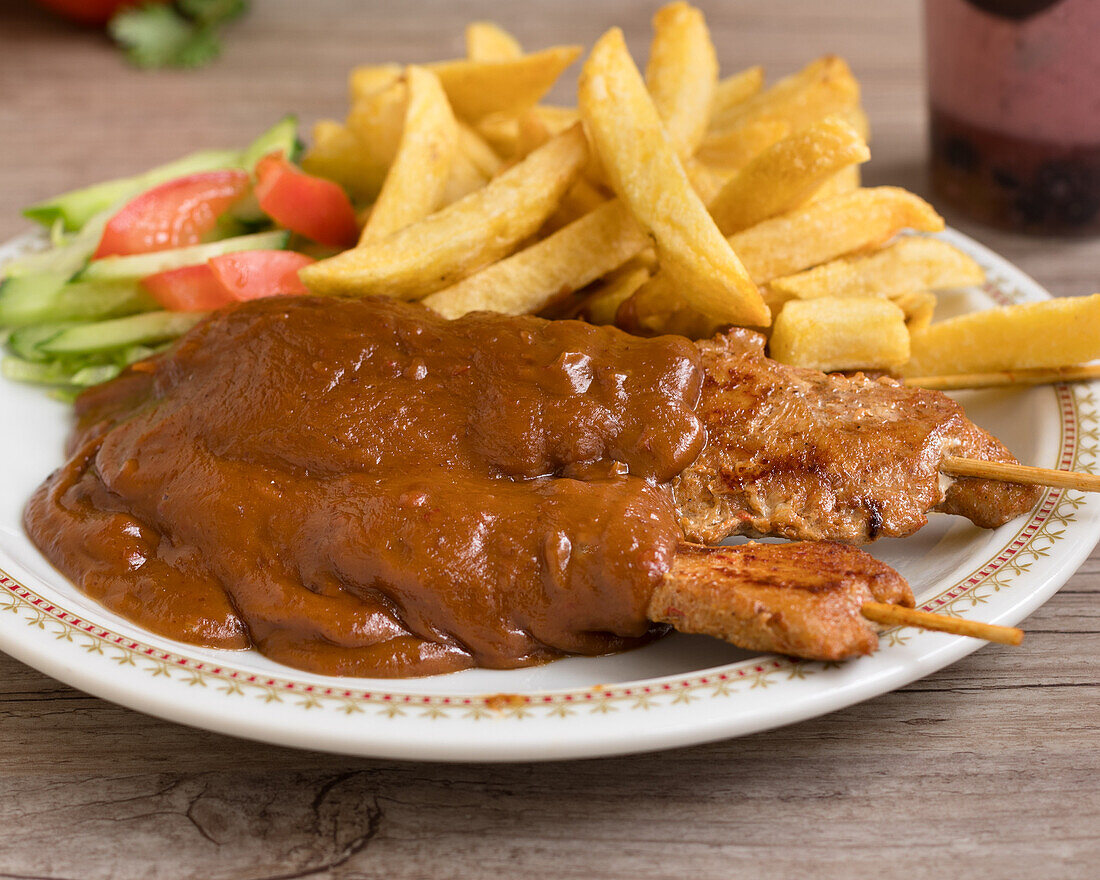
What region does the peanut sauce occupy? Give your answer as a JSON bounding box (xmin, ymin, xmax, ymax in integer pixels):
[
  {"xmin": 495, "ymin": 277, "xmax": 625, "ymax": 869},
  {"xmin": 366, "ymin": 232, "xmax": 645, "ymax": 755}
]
[{"xmin": 25, "ymin": 297, "xmax": 705, "ymax": 677}]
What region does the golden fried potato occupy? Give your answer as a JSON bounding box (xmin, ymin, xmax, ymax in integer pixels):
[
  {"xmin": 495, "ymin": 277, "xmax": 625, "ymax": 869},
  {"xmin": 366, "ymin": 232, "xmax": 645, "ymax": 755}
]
[
  {"xmin": 894, "ymin": 290, "xmax": 937, "ymax": 331},
  {"xmin": 474, "ymin": 113, "xmax": 520, "ymax": 158},
  {"xmin": 695, "ymin": 118, "xmax": 791, "ymax": 172},
  {"xmin": 542, "ymin": 178, "xmax": 609, "ymax": 233},
  {"xmin": 710, "ymin": 65, "xmax": 764, "ymax": 118},
  {"xmin": 457, "ymin": 122, "xmax": 504, "ymax": 177},
  {"xmin": 300, "ymin": 121, "xmax": 382, "ymax": 204},
  {"xmin": 530, "ymin": 105, "xmax": 582, "ymax": 132},
  {"xmin": 808, "ymin": 163, "xmax": 861, "ymax": 202},
  {"xmin": 579, "ymin": 28, "xmax": 769, "ymax": 327},
  {"xmin": 430, "ymin": 46, "xmax": 583, "ymax": 121},
  {"xmin": 423, "ymin": 200, "xmax": 648, "ymax": 318},
  {"xmin": 347, "ymin": 63, "xmax": 402, "ymax": 102},
  {"xmin": 301, "ymin": 125, "xmax": 588, "ymax": 299},
  {"xmin": 624, "ymin": 271, "xmax": 738, "ymax": 338},
  {"xmin": 338, "ymin": 79, "xmax": 409, "ymax": 199},
  {"xmin": 465, "ymin": 21, "xmax": 523, "ymax": 61},
  {"xmin": 727, "ymin": 187, "xmax": 944, "ymax": 283},
  {"xmin": 516, "ymin": 109, "xmax": 552, "ymax": 158},
  {"xmin": 440, "ymin": 151, "xmax": 487, "ymax": 205},
  {"xmin": 581, "ymin": 264, "xmax": 652, "ymax": 325},
  {"xmin": 682, "ymin": 157, "xmax": 728, "ymax": 204},
  {"xmin": 901, "ymin": 293, "xmax": 1100, "ymax": 376},
  {"xmin": 770, "ymin": 297, "xmax": 910, "ymax": 372},
  {"xmin": 360, "ymin": 67, "xmax": 458, "ymax": 243},
  {"xmin": 769, "ymin": 236, "xmax": 984, "ymax": 300},
  {"xmin": 645, "ymin": 1, "xmax": 718, "ymax": 158},
  {"xmin": 709, "ymin": 55, "xmax": 860, "ymax": 136},
  {"xmin": 843, "ymin": 104, "xmax": 871, "ymax": 141},
  {"xmin": 708, "ymin": 116, "xmax": 869, "ymax": 234}
]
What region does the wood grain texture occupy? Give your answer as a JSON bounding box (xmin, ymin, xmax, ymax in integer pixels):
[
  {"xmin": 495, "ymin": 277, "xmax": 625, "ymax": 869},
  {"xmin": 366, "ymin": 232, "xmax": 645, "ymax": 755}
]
[{"xmin": 0, "ymin": 1, "xmax": 1097, "ymax": 878}]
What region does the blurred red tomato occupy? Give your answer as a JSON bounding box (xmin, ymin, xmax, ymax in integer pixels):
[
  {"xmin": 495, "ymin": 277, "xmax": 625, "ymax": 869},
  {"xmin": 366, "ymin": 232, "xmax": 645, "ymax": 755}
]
[{"xmin": 34, "ymin": 0, "xmax": 151, "ymax": 26}]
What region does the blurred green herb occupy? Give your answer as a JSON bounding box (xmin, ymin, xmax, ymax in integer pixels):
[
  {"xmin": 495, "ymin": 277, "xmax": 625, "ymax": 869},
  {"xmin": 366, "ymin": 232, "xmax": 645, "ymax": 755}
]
[{"xmin": 109, "ymin": 0, "xmax": 249, "ymax": 69}]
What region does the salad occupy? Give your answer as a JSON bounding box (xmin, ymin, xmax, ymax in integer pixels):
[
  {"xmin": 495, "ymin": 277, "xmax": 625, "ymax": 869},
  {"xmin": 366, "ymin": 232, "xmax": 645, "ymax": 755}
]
[{"xmin": 0, "ymin": 117, "xmax": 358, "ymax": 400}]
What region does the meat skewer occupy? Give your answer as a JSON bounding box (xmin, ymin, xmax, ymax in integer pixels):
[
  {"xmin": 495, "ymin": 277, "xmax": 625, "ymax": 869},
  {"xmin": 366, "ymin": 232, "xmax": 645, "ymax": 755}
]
[
  {"xmin": 940, "ymin": 456, "xmax": 1100, "ymax": 493},
  {"xmin": 676, "ymin": 327, "xmax": 1049, "ymax": 546},
  {"xmin": 650, "ymin": 541, "xmax": 1022, "ymax": 661},
  {"xmin": 904, "ymin": 363, "xmax": 1100, "ymax": 391}
]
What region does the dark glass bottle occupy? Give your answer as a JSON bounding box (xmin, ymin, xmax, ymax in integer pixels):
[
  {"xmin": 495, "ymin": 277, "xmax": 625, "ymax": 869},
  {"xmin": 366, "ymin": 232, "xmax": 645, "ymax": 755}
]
[{"xmin": 926, "ymin": 0, "xmax": 1100, "ymax": 235}]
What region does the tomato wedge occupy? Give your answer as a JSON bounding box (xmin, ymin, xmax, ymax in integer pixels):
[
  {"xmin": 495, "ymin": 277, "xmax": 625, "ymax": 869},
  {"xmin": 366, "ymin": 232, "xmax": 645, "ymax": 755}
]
[
  {"xmin": 254, "ymin": 152, "xmax": 359, "ymax": 249},
  {"xmin": 207, "ymin": 250, "xmax": 314, "ymax": 300},
  {"xmin": 142, "ymin": 263, "xmax": 234, "ymax": 312},
  {"xmin": 94, "ymin": 169, "xmax": 250, "ymax": 259}
]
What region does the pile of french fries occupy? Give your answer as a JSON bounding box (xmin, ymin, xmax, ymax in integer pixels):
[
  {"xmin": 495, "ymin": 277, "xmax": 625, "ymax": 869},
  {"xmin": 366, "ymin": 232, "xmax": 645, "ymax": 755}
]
[{"xmin": 298, "ymin": 4, "xmax": 1100, "ymax": 378}]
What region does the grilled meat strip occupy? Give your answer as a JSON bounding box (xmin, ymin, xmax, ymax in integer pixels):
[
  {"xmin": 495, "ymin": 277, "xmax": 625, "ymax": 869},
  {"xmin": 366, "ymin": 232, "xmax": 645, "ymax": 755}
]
[
  {"xmin": 675, "ymin": 329, "xmax": 1041, "ymax": 545},
  {"xmin": 652, "ymin": 541, "xmax": 914, "ymax": 661}
]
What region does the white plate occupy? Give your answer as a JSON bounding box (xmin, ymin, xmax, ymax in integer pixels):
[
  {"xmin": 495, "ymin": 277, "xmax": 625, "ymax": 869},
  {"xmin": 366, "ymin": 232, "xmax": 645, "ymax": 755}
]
[{"xmin": 1, "ymin": 228, "xmax": 1097, "ymax": 761}]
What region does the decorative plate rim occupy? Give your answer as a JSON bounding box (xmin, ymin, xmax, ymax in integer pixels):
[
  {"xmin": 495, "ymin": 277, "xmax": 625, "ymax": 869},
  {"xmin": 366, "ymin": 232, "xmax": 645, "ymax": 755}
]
[{"xmin": 0, "ymin": 226, "xmax": 1096, "ymax": 761}]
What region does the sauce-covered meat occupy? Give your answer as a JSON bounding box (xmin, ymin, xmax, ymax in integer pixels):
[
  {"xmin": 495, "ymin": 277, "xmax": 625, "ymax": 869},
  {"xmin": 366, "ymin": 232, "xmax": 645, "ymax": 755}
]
[{"xmin": 26, "ymin": 297, "xmax": 704, "ymax": 677}]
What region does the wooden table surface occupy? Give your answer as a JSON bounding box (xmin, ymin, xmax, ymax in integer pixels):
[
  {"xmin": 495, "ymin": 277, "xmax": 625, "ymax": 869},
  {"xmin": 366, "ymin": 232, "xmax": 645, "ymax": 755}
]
[{"xmin": 1, "ymin": 1, "xmax": 1097, "ymax": 877}]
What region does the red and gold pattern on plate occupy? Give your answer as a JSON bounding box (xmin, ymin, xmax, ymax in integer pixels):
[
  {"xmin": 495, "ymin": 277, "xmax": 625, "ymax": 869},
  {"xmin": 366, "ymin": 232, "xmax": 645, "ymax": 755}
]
[{"xmin": 0, "ymin": 229, "xmax": 1096, "ymax": 723}]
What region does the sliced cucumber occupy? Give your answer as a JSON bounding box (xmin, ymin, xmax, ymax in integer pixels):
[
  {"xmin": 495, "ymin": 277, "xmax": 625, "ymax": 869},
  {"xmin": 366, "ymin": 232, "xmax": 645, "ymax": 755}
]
[
  {"xmin": 1, "ymin": 356, "xmax": 79, "ymax": 386},
  {"xmin": 7, "ymin": 322, "xmax": 78, "ymax": 362},
  {"xmin": 23, "ymin": 148, "xmax": 241, "ymax": 232},
  {"xmin": 39, "ymin": 311, "xmax": 204, "ymax": 355},
  {"xmin": 70, "ymin": 363, "xmax": 123, "ymax": 386},
  {"xmin": 0, "ymin": 273, "xmax": 68, "ymax": 325},
  {"xmin": 79, "ymin": 230, "xmax": 290, "ymax": 283},
  {"xmin": 3, "ymin": 207, "xmax": 115, "ymax": 280},
  {"xmin": 241, "ymin": 115, "xmax": 300, "ymax": 170},
  {"xmin": 0, "ymin": 276, "xmax": 156, "ymax": 328}
]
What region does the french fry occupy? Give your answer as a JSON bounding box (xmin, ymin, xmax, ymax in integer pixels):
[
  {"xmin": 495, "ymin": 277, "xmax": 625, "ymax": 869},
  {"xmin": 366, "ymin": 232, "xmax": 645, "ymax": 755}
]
[
  {"xmin": 709, "ymin": 55, "xmax": 860, "ymax": 136},
  {"xmin": 466, "ymin": 21, "xmax": 523, "ymax": 61},
  {"xmin": 578, "ymin": 28, "xmax": 769, "ymax": 327},
  {"xmin": 645, "ymin": 1, "xmax": 718, "ymax": 158},
  {"xmin": 708, "ymin": 116, "xmax": 870, "ymax": 234},
  {"xmin": 843, "ymin": 104, "xmax": 871, "ymax": 142},
  {"xmin": 516, "ymin": 110, "xmax": 552, "ymax": 158},
  {"xmin": 581, "ymin": 264, "xmax": 652, "ymax": 325},
  {"xmin": 900, "ymin": 294, "xmax": 1100, "ymax": 377},
  {"xmin": 769, "ymin": 236, "xmax": 984, "ymax": 300},
  {"xmin": 683, "ymin": 157, "xmax": 728, "ymax": 204},
  {"xmin": 727, "ymin": 187, "xmax": 944, "ymax": 283},
  {"xmin": 429, "ymin": 46, "xmax": 583, "ymax": 121},
  {"xmin": 542, "ymin": 177, "xmax": 609, "ymax": 233},
  {"xmin": 341, "ymin": 79, "xmax": 409, "ymax": 198},
  {"xmin": 348, "ymin": 63, "xmax": 402, "ymax": 102},
  {"xmin": 475, "ymin": 113, "xmax": 520, "ymax": 158},
  {"xmin": 808, "ymin": 163, "xmax": 861, "ymax": 202},
  {"xmin": 710, "ymin": 65, "xmax": 764, "ymax": 118},
  {"xmin": 529, "ymin": 104, "xmax": 581, "ymax": 132},
  {"xmin": 696, "ymin": 118, "xmax": 790, "ymax": 172},
  {"xmin": 770, "ymin": 297, "xmax": 910, "ymax": 372},
  {"xmin": 300, "ymin": 121, "xmax": 383, "ymax": 203},
  {"xmin": 895, "ymin": 290, "xmax": 937, "ymax": 331},
  {"xmin": 360, "ymin": 67, "xmax": 458, "ymax": 243},
  {"xmin": 300, "ymin": 125, "xmax": 589, "ymax": 299},
  {"xmin": 423, "ymin": 200, "xmax": 649, "ymax": 318},
  {"xmin": 457, "ymin": 121, "xmax": 504, "ymax": 177},
  {"xmin": 441, "ymin": 151, "xmax": 488, "ymax": 205},
  {"xmin": 625, "ymin": 271, "xmax": 733, "ymax": 338}
]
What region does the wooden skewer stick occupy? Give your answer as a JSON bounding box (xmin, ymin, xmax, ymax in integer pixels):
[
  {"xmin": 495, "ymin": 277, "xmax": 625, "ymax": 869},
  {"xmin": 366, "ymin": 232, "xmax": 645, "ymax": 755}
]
[
  {"xmin": 941, "ymin": 456, "xmax": 1100, "ymax": 493},
  {"xmin": 904, "ymin": 363, "xmax": 1100, "ymax": 391},
  {"xmin": 861, "ymin": 601, "xmax": 1023, "ymax": 646}
]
